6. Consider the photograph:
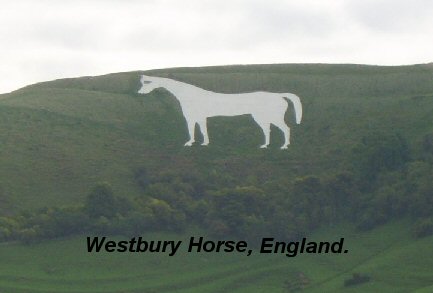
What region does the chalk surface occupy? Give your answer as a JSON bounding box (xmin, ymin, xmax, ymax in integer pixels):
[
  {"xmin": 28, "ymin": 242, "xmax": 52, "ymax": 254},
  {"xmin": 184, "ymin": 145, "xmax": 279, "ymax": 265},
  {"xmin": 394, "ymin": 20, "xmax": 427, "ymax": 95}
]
[{"xmin": 138, "ymin": 75, "xmax": 302, "ymax": 149}]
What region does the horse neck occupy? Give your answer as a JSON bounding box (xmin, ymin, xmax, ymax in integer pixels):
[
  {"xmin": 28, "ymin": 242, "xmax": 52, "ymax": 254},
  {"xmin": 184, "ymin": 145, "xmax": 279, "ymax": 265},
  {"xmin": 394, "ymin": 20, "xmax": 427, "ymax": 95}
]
[{"xmin": 157, "ymin": 78, "xmax": 191, "ymax": 102}]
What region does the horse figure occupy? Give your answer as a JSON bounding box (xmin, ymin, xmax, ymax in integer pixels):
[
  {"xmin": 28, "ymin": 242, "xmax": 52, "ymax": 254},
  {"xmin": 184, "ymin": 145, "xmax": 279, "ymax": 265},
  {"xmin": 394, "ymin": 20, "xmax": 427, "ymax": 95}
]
[{"xmin": 138, "ymin": 74, "xmax": 302, "ymax": 149}]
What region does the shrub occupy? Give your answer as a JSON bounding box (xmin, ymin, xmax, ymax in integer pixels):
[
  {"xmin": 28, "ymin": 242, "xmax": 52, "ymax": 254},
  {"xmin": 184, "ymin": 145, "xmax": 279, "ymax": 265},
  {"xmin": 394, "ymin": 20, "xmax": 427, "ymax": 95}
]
[
  {"xmin": 344, "ymin": 273, "xmax": 371, "ymax": 287},
  {"xmin": 414, "ymin": 218, "xmax": 433, "ymax": 238}
]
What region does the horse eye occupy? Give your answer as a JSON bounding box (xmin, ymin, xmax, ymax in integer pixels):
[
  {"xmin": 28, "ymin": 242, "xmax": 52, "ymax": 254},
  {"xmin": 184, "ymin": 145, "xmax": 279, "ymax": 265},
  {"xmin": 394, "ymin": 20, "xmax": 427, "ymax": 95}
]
[{"xmin": 142, "ymin": 81, "xmax": 151, "ymax": 84}]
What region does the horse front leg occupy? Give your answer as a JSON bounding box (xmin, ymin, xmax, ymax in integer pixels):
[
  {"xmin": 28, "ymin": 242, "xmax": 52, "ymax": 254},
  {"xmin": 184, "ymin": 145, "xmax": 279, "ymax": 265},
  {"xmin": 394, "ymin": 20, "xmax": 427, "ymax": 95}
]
[
  {"xmin": 198, "ymin": 119, "xmax": 209, "ymax": 146},
  {"xmin": 256, "ymin": 121, "xmax": 270, "ymax": 149},
  {"xmin": 184, "ymin": 119, "xmax": 196, "ymax": 146}
]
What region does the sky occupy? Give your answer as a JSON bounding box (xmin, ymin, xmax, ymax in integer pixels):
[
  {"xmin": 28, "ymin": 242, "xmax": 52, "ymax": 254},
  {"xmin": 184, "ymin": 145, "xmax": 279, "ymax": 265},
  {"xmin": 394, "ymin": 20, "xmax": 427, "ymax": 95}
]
[{"xmin": 0, "ymin": 0, "xmax": 433, "ymax": 93}]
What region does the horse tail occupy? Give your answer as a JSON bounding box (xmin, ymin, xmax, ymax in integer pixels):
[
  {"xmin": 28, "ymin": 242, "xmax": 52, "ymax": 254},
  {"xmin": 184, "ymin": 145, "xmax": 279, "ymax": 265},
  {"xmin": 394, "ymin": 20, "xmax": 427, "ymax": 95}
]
[{"xmin": 283, "ymin": 94, "xmax": 303, "ymax": 124}]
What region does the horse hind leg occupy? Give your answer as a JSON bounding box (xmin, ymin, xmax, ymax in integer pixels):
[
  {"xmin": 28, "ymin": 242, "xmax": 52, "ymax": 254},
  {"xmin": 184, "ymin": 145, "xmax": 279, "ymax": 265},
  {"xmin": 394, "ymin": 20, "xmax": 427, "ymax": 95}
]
[{"xmin": 273, "ymin": 119, "xmax": 291, "ymax": 149}]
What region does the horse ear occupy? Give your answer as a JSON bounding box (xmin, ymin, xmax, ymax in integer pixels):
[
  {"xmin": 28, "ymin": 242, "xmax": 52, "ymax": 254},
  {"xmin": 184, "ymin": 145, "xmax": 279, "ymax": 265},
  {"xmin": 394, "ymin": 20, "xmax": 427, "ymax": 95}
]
[{"xmin": 140, "ymin": 75, "xmax": 152, "ymax": 84}]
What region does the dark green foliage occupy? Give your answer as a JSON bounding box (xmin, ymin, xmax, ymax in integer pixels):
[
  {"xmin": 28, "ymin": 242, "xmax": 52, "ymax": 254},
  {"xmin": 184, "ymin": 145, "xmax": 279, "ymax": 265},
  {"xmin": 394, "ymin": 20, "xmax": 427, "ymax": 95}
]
[
  {"xmin": 344, "ymin": 273, "xmax": 371, "ymax": 287},
  {"xmin": 284, "ymin": 271, "xmax": 310, "ymax": 292},
  {"xmin": 322, "ymin": 172, "xmax": 358, "ymax": 222},
  {"xmin": 85, "ymin": 183, "xmax": 132, "ymax": 219},
  {"xmin": 84, "ymin": 183, "xmax": 115, "ymax": 218},
  {"xmin": 1, "ymin": 129, "xmax": 432, "ymax": 244},
  {"xmin": 422, "ymin": 133, "xmax": 433, "ymax": 154},
  {"xmin": 134, "ymin": 167, "xmax": 150, "ymax": 191},
  {"xmin": 206, "ymin": 186, "xmax": 267, "ymax": 239},
  {"xmin": 414, "ymin": 218, "xmax": 433, "ymax": 238},
  {"xmin": 352, "ymin": 132, "xmax": 410, "ymax": 185}
]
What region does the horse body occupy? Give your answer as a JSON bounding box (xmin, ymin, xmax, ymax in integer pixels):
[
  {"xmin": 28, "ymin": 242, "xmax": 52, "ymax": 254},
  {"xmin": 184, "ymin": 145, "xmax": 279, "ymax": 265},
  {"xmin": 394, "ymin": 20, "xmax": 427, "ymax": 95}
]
[{"xmin": 138, "ymin": 75, "xmax": 302, "ymax": 149}]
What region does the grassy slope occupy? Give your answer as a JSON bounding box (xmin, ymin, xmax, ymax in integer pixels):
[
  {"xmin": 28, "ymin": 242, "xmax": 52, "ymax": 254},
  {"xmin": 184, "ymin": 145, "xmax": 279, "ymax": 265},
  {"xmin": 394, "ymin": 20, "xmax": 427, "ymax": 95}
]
[
  {"xmin": 0, "ymin": 64, "xmax": 432, "ymax": 292},
  {"xmin": 0, "ymin": 221, "xmax": 431, "ymax": 292},
  {"xmin": 0, "ymin": 64, "xmax": 433, "ymax": 212}
]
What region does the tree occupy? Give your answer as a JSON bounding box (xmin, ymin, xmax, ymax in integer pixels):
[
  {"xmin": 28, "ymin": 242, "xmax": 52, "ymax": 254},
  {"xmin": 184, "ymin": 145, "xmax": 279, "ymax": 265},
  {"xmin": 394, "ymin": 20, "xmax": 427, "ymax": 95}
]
[
  {"xmin": 352, "ymin": 132, "xmax": 410, "ymax": 187},
  {"xmin": 207, "ymin": 186, "xmax": 266, "ymax": 237},
  {"xmin": 85, "ymin": 183, "xmax": 117, "ymax": 218}
]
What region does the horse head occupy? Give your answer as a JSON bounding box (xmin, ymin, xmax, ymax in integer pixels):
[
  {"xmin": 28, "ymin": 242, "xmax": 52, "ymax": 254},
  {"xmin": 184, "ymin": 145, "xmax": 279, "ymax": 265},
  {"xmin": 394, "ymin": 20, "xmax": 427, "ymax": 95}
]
[{"xmin": 138, "ymin": 75, "xmax": 160, "ymax": 94}]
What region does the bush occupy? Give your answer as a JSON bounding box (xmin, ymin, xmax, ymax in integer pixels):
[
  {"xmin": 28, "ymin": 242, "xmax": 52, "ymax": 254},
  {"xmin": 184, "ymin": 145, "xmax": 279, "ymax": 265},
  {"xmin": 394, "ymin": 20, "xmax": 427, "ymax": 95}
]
[
  {"xmin": 414, "ymin": 218, "xmax": 433, "ymax": 238},
  {"xmin": 344, "ymin": 273, "xmax": 371, "ymax": 287},
  {"xmin": 85, "ymin": 183, "xmax": 117, "ymax": 218},
  {"xmin": 352, "ymin": 132, "xmax": 410, "ymax": 185},
  {"xmin": 356, "ymin": 208, "xmax": 387, "ymax": 231},
  {"xmin": 19, "ymin": 227, "xmax": 39, "ymax": 245},
  {"xmin": 85, "ymin": 183, "xmax": 132, "ymax": 219}
]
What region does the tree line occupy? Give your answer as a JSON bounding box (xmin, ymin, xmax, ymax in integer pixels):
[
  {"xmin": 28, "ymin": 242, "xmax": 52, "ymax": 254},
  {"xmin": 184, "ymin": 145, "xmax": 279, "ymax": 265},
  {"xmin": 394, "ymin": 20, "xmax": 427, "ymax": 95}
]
[{"xmin": 0, "ymin": 131, "xmax": 432, "ymax": 244}]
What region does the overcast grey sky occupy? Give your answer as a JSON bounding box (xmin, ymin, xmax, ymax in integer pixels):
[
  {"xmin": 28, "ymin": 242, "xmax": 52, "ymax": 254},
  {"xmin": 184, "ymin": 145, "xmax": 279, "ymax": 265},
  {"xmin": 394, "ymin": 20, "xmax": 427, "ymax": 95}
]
[{"xmin": 1, "ymin": 0, "xmax": 432, "ymax": 93}]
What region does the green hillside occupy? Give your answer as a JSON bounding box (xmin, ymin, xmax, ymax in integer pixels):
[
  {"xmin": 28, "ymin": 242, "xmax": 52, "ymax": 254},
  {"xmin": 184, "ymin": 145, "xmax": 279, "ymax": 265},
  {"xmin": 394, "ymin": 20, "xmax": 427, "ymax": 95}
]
[
  {"xmin": 0, "ymin": 63, "xmax": 432, "ymax": 292},
  {"xmin": 0, "ymin": 64, "xmax": 432, "ymax": 211}
]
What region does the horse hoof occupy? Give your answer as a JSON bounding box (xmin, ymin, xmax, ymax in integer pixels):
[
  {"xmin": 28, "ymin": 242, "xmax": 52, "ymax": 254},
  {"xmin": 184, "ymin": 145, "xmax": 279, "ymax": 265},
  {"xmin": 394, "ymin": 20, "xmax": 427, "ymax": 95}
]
[
  {"xmin": 201, "ymin": 143, "xmax": 209, "ymax": 146},
  {"xmin": 260, "ymin": 145, "xmax": 268, "ymax": 149},
  {"xmin": 184, "ymin": 142, "xmax": 194, "ymax": 147},
  {"xmin": 280, "ymin": 145, "xmax": 288, "ymax": 150}
]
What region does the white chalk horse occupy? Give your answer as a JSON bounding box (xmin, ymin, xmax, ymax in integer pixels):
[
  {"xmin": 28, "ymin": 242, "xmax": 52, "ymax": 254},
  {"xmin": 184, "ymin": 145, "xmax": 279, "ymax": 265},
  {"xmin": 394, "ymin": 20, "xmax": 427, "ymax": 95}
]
[{"xmin": 138, "ymin": 75, "xmax": 302, "ymax": 149}]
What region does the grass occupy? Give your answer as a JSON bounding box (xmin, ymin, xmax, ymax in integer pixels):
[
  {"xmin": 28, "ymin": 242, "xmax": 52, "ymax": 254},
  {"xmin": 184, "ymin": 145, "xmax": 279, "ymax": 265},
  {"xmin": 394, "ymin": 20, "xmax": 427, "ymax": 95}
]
[{"xmin": 0, "ymin": 221, "xmax": 431, "ymax": 292}]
